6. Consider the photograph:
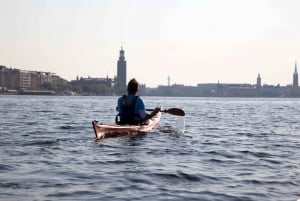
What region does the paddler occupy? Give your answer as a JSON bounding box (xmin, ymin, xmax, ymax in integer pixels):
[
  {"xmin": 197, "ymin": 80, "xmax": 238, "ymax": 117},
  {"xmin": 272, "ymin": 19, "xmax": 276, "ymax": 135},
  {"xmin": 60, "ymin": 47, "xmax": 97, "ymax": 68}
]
[{"xmin": 116, "ymin": 78, "xmax": 160, "ymax": 125}]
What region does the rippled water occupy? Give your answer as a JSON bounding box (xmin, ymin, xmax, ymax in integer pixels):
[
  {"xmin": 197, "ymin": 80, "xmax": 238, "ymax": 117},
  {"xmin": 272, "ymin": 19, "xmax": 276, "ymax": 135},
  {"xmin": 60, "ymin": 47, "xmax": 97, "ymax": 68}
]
[{"xmin": 1, "ymin": 95, "xmax": 300, "ymax": 201}]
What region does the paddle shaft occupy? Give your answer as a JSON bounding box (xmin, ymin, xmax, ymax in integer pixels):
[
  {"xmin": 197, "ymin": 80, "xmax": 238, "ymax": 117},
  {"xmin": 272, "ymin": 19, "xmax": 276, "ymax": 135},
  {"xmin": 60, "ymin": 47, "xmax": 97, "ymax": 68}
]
[
  {"xmin": 146, "ymin": 108, "xmax": 185, "ymax": 116},
  {"xmin": 147, "ymin": 109, "xmax": 167, "ymax": 112}
]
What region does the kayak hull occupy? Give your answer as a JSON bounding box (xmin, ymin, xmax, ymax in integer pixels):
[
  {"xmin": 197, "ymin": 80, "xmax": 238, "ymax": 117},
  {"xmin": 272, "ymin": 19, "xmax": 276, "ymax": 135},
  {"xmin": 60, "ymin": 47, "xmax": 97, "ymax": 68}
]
[{"xmin": 92, "ymin": 112, "xmax": 161, "ymax": 139}]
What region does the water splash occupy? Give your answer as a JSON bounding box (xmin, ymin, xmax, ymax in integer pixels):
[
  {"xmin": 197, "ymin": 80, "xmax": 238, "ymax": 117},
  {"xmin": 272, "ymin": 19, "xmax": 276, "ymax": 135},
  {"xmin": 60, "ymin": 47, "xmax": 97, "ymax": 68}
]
[{"xmin": 175, "ymin": 116, "xmax": 185, "ymax": 134}]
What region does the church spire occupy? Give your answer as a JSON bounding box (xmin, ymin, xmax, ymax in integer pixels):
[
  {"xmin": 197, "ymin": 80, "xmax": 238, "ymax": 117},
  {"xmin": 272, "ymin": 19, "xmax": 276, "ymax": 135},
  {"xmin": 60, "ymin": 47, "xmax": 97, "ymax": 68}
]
[{"xmin": 293, "ymin": 61, "xmax": 298, "ymax": 88}]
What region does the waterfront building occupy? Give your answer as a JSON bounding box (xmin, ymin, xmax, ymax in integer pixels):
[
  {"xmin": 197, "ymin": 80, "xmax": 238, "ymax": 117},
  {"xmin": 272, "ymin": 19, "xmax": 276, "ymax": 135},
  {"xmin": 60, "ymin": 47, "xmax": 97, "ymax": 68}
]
[
  {"xmin": 71, "ymin": 76, "xmax": 113, "ymax": 88},
  {"xmin": 0, "ymin": 66, "xmax": 8, "ymax": 91},
  {"xmin": 30, "ymin": 72, "xmax": 53, "ymax": 89},
  {"xmin": 51, "ymin": 75, "xmax": 68, "ymax": 85},
  {"xmin": 19, "ymin": 70, "xmax": 31, "ymax": 90},
  {"xmin": 116, "ymin": 47, "xmax": 127, "ymax": 95},
  {"xmin": 0, "ymin": 65, "xmax": 63, "ymax": 93}
]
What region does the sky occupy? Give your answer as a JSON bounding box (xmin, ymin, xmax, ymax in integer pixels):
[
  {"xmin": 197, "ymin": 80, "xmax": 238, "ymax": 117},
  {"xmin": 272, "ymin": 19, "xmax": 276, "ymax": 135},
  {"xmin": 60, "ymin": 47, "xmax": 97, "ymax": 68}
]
[{"xmin": 1, "ymin": 0, "xmax": 300, "ymax": 87}]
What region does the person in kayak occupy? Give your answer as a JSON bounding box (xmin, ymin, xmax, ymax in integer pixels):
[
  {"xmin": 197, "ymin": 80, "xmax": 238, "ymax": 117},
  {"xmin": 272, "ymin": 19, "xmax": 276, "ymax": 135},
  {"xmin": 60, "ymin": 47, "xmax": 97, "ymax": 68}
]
[{"xmin": 116, "ymin": 78, "xmax": 161, "ymax": 125}]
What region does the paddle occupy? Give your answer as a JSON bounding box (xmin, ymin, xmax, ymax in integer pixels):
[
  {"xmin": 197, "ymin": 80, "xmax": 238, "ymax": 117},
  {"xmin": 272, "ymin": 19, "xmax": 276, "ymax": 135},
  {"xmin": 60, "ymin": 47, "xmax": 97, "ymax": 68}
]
[{"xmin": 147, "ymin": 108, "xmax": 185, "ymax": 116}]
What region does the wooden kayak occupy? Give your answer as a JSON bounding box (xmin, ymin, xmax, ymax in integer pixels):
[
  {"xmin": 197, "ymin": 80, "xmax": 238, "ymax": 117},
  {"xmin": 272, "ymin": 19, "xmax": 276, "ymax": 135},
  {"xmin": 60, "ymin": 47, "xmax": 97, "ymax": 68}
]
[{"xmin": 92, "ymin": 112, "xmax": 161, "ymax": 139}]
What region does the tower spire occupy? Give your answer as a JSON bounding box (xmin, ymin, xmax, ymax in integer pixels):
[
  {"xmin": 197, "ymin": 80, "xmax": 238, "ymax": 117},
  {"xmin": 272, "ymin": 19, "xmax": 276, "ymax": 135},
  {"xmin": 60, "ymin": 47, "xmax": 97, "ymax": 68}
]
[
  {"xmin": 256, "ymin": 73, "xmax": 261, "ymax": 89},
  {"xmin": 293, "ymin": 61, "xmax": 298, "ymax": 88}
]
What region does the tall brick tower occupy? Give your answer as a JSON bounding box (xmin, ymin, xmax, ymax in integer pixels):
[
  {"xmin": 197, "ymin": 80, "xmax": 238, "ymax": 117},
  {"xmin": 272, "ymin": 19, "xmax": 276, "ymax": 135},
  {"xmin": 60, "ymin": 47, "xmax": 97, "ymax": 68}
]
[
  {"xmin": 116, "ymin": 47, "xmax": 127, "ymax": 94},
  {"xmin": 293, "ymin": 61, "xmax": 298, "ymax": 88}
]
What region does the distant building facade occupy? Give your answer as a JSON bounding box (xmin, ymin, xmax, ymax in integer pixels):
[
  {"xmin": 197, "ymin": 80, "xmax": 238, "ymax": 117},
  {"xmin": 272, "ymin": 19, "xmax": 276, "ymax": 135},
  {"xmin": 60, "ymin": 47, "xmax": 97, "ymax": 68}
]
[
  {"xmin": 0, "ymin": 65, "xmax": 66, "ymax": 93},
  {"xmin": 71, "ymin": 76, "xmax": 113, "ymax": 88},
  {"xmin": 116, "ymin": 47, "xmax": 127, "ymax": 95}
]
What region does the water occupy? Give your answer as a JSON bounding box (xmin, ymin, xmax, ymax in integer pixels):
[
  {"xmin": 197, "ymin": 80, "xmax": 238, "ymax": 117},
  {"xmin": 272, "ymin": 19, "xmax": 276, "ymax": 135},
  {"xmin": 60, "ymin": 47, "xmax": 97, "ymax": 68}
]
[{"xmin": 1, "ymin": 95, "xmax": 300, "ymax": 201}]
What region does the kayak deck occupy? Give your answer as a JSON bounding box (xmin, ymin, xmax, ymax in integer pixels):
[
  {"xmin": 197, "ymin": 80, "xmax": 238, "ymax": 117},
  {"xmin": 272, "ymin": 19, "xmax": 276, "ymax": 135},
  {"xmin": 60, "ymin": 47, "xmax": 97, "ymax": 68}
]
[{"xmin": 92, "ymin": 112, "xmax": 161, "ymax": 139}]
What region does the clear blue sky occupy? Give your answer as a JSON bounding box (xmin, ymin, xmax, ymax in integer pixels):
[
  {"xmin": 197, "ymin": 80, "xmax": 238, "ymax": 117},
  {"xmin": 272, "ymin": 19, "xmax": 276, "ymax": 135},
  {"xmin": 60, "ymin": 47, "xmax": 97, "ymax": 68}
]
[{"xmin": 0, "ymin": 0, "xmax": 299, "ymax": 87}]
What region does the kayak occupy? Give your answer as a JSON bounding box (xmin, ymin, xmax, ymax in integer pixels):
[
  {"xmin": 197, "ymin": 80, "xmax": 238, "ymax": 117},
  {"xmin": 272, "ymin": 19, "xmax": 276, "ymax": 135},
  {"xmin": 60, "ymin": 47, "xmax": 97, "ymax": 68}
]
[{"xmin": 92, "ymin": 112, "xmax": 161, "ymax": 139}]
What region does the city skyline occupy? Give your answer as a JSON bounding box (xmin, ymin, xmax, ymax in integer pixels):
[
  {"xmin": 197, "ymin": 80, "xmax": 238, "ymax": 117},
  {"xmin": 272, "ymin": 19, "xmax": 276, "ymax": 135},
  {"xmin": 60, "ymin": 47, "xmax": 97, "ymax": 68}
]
[
  {"xmin": 1, "ymin": 58, "xmax": 298, "ymax": 89},
  {"xmin": 1, "ymin": 0, "xmax": 300, "ymax": 87},
  {"xmin": 0, "ymin": 50, "xmax": 298, "ymax": 89}
]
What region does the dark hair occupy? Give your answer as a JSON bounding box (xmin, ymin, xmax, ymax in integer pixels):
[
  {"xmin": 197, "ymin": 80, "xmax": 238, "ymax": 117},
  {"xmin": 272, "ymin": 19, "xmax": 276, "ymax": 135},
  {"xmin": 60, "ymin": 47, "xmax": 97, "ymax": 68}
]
[{"xmin": 127, "ymin": 78, "xmax": 139, "ymax": 94}]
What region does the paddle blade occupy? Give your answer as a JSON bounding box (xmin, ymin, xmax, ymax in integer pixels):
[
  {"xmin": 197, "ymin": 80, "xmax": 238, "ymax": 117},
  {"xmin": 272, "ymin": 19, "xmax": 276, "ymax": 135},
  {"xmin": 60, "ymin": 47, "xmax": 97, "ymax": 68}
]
[{"xmin": 165, "ymin": 108, "xmax": 185, "ymax": 116}]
